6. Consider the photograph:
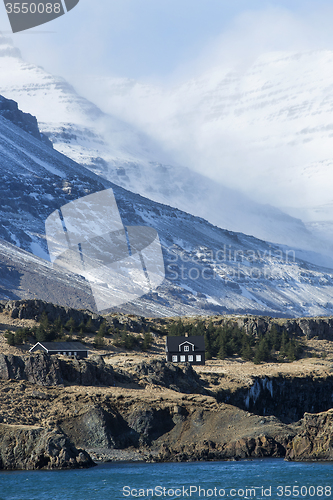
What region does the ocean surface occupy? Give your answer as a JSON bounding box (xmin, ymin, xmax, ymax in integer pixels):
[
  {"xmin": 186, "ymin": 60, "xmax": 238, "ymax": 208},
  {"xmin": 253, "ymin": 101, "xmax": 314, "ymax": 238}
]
[{"xmin": 0, "ymin": 459, "xmax": 332, "ymax": 500}]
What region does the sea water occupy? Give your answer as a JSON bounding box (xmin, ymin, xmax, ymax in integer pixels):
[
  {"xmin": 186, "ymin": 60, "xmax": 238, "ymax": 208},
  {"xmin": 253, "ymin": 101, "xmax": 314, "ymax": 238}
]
[{"xmin": 0, "ymin": 459, "xmax": 332, "ymax": 500}]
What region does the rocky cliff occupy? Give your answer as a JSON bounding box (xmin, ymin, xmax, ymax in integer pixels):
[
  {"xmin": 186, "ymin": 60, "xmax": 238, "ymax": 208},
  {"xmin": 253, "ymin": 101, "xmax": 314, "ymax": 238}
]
[
  {"xmin": 0, "ymin": 353, "xmax": 116, "ymax": 387},
  {"xmin": 220, "ymin": 315, "xmax": 333, "ymax": 341},
  {"xmin": 286, "ymin": 409, "xmax": 333, "ymax": 461},
  {"xmin": 0, "ymin": 299, "xmax": 101, "ymax": 326},
  {"xmin": 0, "ymin": 95, "xmax": 53, "ymax": 147},
  {"xmin": 218, "ymin": 374, "xmax": 333, "ymax": 423},
  {"xmin": 0, "ymin": 423, "xmax": 93, "ymax": 470},
  {"xmin": 4, "ymin": 300, "xmax": 333, "ymax": 340}
]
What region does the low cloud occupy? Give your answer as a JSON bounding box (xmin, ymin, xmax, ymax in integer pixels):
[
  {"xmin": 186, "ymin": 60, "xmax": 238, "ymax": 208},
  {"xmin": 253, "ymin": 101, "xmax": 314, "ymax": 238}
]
[{"xmin": 70, "ymin": 7, "xmax": 333, "ymax": 211}]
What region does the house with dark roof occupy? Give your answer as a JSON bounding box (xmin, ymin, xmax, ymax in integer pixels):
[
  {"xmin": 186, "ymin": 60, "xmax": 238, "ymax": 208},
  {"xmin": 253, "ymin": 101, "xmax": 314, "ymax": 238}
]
[
  {"xmin": 29, "ymin": 342, "xmax": 88, "ymax": 359},
  {"xmin": 165, "ymin": 335, "xmax": 205, "ymax": 365}
]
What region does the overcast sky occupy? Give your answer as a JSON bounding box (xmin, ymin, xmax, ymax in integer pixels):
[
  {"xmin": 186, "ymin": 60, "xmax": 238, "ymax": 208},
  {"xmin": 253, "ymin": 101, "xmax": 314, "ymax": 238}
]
[{"xmin": 1, "ymin": 0, "xmax": 333, "ymax": 81}]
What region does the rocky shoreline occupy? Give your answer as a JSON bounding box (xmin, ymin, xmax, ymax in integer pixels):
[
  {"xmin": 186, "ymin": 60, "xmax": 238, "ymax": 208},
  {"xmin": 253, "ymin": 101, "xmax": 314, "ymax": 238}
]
[{"xmin": 0, "ymin": 352, "xmax": 332, "ymax": 469}]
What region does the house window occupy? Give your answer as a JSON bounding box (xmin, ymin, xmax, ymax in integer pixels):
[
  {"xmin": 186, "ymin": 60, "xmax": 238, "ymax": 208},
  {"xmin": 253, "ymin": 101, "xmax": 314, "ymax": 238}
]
[
  {"xmin": 196, "ymin": 355, "xmax": 202, "ymax": 362},
  {"xmin": 63, "ymin": 352, "xmax": 66, "ymax": 356},
  {"xmin": 172, "ymin": 355, "xmax": 178, "ymax": 362},
  {"xmin": 74, "ymin": 352, "xmax": 77, "ymax": 356},
  {"xmin": 180, "ymin": 355, "xmax": 186, "ymax": 362},
  {"xmin": 68, "ymin": 352, "xmax": 71, "ymax": 356},
  {"xmin": 188, "ymin": 355, "xmax": 194, "ymax": 362},
  {"xmin": 184, "ymin": 345, "xmax": 189, "ymax": 352}
]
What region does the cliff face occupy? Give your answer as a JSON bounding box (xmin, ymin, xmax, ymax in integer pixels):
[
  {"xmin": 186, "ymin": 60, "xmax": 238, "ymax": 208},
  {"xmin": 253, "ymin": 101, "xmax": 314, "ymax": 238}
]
[
  {"xmin": 0, "ymin": 424, "xmax": 93, "ymax": 470},
  {"xmin": 0, "ymin": 353, "xmax": 63, "ymax": 386},
  {"xmin": 219, "ymin": 375, "xmax": 333, "ymax": 423},
  {"xmin": 0, "ymin": 353, "xmax": 117, "ymax": 387},
  {"xmin": 0, "ymin": 299, "xmax": 101, "ymax": 326},
  {"xmin": 0, "ymin": 95, "xmax": 53, "ymax": 147},
  {"xmin": 286, "ymin": 409, "xmax": 333, "ymax": 461},
  {"xmin": 229, "ymin": 315, "xmax": 333, "ymax": 341}
]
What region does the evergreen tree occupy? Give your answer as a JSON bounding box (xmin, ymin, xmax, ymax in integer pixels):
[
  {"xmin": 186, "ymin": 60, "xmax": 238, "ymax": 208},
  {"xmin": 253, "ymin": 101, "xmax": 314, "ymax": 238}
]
[
  {"xmin": 85, "ymin": 317, "xmax": 95, "ymax": 333},
  {"xmin": 218, "ymin": 340, "xmax": 227, "ymax": 360},
  {"xmin": 53, "ymin": 317, "xmax": 63, "ymax": 335},
  {"xmin": 97, "ymin": 321, "xmax": 108, "ymax": 338},
  {"xmin": 65, "ymin": 317, "xmax": 76, "ymax": 332},
  {"xmin": 241, "ymin": 334, "xmax": 253, "ymax": 361},
  {"xmin": 35, "ymin": 324, "xmax": 46, "ymax": 343},
  {"xmin": 280, "ymin": 332, "xmax": 288, "ymax": 358},
  {"xmin": 286, "ymin": 340, "xmax": 297, "ymax": 361},
  {"xmin": 141, "ymin": 332, "xmax": 153, "ymax": 351},
  {"xmin": 254, "ymin": 338, "xmax": 270, "ymax": 364}
]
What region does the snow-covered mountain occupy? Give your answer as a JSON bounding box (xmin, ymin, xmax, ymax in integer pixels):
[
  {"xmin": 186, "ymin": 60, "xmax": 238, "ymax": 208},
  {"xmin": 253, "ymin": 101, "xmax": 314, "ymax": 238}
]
[
  {"xmin": 0, "ymin": 35, "xmax": 328, "ymax": 262},
  {"xmin": 1, "ymin": 97, "xmax": 333, "ymax": 317},
  {"xmin": 85, "ymin": 50, "xmax": 333, "ymax": 248}
]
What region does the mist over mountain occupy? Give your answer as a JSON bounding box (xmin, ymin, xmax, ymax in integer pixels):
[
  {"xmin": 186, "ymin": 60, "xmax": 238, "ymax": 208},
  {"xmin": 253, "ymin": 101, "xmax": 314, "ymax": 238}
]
[
  {"xmin": 82, "ymin": 50, "xmax": 333, "ymax": 249},
  {"xmin": 1, "ymin": 94, "xmax": 333, "ymax": 317},
  {"xmin": 0, "ymin": 35, "xmax": 329, "ymax": 264}
]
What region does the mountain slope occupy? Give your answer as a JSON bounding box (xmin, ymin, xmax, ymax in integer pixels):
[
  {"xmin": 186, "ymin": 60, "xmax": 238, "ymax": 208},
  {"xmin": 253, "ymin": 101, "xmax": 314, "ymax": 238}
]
[
  {"xmin": 1, "ymin": 101, "xmax": 333, "ymax": 317},
  {"xmin": 0, "ymin": 35, "xmax": 327, "ymax": 261}
]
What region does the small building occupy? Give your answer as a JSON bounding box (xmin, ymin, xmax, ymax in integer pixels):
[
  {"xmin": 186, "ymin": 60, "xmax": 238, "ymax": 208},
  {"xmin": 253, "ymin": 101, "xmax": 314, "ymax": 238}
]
[
  {"xmin": 165, "ymin": 335, "xmax": 205, "ymax": 365},
  {"xmin": 29, "ymin": 341, "xmax": 88, "ymax": 359}
]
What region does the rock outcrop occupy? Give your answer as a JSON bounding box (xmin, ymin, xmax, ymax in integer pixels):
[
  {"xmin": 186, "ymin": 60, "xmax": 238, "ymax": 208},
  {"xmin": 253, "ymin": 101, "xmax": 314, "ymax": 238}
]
[
  {"xmin": 0, "ymin": 95, "xmax": 53, "ymax": 147},
  {"xmin": 1, "ymin": 299, "xmax": 101, "ymax": 326},
  {"xmin": 224, "ymin": 315, "xmax": 333, "ymax": 341},
  {"xmin": 0, "ymin": 424, "xmax": 94, "ymax": 470},
  {"xmin": 286, "ymin": 409, "xmax": 333, "ymax": 461},
  {"xmin": 0, "ymin": 353, "xmax": 63, "ymax": 386},
  {"xmin": 153, "ymin": 405, "xmax": 295, "ymax": 462},
  {"xmin": 59, "ymin": 406, "xmax": 134, "ymax": 450},
  {"xmin": 0, "ymin": 353, "xmax": 117, "ymax": 387},
  {"xmin": 133, "ymin": 359, "xmax": 204, "ymax": 394}
]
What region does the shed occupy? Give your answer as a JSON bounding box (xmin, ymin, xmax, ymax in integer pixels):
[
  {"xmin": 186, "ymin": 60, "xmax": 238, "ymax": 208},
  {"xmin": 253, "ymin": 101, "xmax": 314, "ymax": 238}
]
[
  {"xmin": 165, "ymin": 335, "xmax": 205, "ymax": 365},
  {"xmin": 29, "ymin": 341, "xmax": 88, "ymax": 359}
]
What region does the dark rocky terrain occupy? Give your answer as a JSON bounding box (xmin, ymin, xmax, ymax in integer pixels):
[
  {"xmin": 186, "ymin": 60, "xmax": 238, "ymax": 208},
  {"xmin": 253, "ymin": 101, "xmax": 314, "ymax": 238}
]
[
  {"xmin": 0, "ymin": 424, "xmax": 93, "ymax": 470},
  {"xmin": 0, "ymin": 300, "xmax": 333, "ymax": 468},
  {"xmin": 0, "ymin": 349, "xmax": 332, "ymax": 468},
  {"xmin": 286, "ymin": 409, "xmax": 333, "ymax": 460}
]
